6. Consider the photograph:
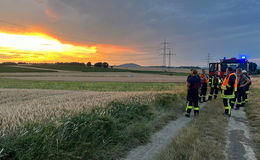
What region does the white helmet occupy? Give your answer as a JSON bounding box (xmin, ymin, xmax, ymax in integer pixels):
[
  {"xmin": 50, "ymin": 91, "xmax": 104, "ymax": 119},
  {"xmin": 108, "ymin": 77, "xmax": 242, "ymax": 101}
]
[{"xmin": 242, "ymin": 70, "xmax": 247, "ymax": 73}]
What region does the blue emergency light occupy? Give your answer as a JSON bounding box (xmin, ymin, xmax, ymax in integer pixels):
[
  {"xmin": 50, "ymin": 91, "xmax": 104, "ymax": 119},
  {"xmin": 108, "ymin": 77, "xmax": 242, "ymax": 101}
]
[{"xmin": 241, "ymin": 56, "xmax": 246, "ymax": 59}]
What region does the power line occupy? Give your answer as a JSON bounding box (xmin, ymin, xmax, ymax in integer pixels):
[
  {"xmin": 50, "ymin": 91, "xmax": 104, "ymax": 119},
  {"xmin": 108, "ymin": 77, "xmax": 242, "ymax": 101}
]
[
  {"xmin": 200, "ymin": 53, "xmax": 214, "ymax": 68},
  {"xmin": 160, "ymin": 39, "xmax": 171, "ymax": 71},
  {"xmin": 167, "ymin": 48, "xmax": 176, "ymax": 69}
]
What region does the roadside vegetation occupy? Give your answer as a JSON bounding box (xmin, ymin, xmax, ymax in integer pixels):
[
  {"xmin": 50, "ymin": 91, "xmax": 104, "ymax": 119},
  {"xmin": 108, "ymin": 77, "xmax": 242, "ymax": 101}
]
[
  {"xmin": 155, "ymin": 99, "xmax": 227, "ymax": 160},
  {"xmin": 0, "ymin": 65, "xmax": 56, "ymax": 72},
  {"xmin": 245, "ymin": 87, "xmax": 260, "ymax": 159},
  {"xmin": 0, "ymin": 78, "xmax": 184, "ymax": 91},
  {"xmin": 0, "ymin": 93, "xmax": 186, "ymax": 160}
]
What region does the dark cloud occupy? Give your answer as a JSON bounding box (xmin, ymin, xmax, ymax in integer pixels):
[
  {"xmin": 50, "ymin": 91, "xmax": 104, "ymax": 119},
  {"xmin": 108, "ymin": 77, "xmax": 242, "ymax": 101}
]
[{"xmin": 0, "ymin": 0, "xmax": 260, "ymax": 65}]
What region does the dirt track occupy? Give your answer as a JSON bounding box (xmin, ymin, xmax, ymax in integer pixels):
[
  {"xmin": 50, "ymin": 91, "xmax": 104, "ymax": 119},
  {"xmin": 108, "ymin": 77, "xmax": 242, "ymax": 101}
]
[
  {"xmin": 124, "ymin": 103, "xmax": 206, "ymax": 160},
  {"xmin": 226, "ymin": 108, "xmax": 257, "ymax": 160}
]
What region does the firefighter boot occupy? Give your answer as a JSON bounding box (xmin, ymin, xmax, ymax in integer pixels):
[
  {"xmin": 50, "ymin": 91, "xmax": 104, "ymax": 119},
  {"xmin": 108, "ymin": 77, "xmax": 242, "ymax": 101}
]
[
  {"xmin": 235, "ymin": 104, "xmax": 240, "ymax": 110},
  {"xmin": 224, "ymin": 109, "xmax": 231, "ymax": 117},
  {"xmin": 194, "ymin": 110, "xmax": 199, "ymax": 116},
  {"xmin": 185, "ymin": 113, "xmax": 190, "ymax": 118}
]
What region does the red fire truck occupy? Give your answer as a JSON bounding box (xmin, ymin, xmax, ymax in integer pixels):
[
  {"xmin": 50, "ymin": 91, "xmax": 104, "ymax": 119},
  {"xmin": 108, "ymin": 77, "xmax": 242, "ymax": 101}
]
[{"xmin": 209, "ymin": 57, "xmax": 257, "ymax": 78}]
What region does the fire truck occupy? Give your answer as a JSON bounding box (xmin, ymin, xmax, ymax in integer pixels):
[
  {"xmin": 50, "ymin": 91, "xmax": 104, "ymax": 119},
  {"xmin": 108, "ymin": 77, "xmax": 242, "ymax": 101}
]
[{"xmin": 209, "ymin": 57, "xmax": 257, "ymax": 78}]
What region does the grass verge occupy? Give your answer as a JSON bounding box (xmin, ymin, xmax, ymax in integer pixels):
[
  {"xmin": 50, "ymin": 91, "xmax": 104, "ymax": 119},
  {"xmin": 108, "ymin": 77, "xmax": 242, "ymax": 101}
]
[
  {"xmin": 245, "ymin": 88, "xmax": 260, "ymax": 159},
  {"xmin": 0, "ymin": 93, "xmax": 186, "ymax": 160},
  {"xmin": 0, "ymin": 65, "xmax": 56, "ymax": 72},
  {"xmin": 0, "ymin": 78, "xmax": 184, "ymax": 91},
  {"xmin": 155, "ymin": 99, "xmax": 227, "ymax": 160}
]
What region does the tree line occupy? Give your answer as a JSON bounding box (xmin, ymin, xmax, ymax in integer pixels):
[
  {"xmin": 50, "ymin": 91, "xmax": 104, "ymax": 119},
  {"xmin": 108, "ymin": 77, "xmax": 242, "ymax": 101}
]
[{"xmin": 0, "ymin": 62, "xmax": 110, "ymax": 68}]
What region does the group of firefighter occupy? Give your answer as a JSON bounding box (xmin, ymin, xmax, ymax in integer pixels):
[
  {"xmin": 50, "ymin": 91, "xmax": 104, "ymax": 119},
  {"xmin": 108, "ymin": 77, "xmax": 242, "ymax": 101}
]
[{"xmin": 185, "ymin": 67, "xmax": 251, "ymax": 117}]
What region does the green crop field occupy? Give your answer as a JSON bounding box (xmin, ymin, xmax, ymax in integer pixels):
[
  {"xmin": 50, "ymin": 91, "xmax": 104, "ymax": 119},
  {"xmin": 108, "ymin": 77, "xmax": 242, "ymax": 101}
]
[
  {"xmin": 0, "ymin": 78, "xmax": 184, "ymax": 91},
  {"xmin": 0, "ymin": 65, "xmax": 56, "ymax": 72},
  {"xmin": 30, "ymin": 64, "xmax": 188, "ymax": 76}
]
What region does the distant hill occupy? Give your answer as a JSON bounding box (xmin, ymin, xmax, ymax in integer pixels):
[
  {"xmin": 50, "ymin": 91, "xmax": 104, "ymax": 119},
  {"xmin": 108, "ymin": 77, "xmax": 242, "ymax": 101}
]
[{"xmin": 117, "ymin": 63, "xmax": 141, "ymax": 68}]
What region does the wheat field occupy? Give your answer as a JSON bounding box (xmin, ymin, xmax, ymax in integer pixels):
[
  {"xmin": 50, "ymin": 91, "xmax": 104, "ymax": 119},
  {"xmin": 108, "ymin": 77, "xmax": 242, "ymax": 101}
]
[{"xmin": 0, "ymin": 89, "xmax": 158, "ymax": 135}]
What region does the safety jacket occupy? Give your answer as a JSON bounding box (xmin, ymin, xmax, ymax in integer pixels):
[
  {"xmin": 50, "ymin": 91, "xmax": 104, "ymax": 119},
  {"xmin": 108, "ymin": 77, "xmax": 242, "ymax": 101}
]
[
  {"xmin": 209, "ymin": 75, "xmax": 221, "ymax": 87},
  {"xmin": 200, "ymin": 74, "xmax": 208, "ymax": 84},
  {"xmin": 221, "ymin": 73, "xmax": 238, "ymax": 98}
]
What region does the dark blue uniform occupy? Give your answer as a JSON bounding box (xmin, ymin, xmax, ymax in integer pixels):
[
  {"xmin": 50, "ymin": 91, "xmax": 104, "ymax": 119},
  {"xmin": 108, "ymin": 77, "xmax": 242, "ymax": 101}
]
[{"xmin": 186, "ymin": 75, "xmax": 201, "ymax": 116}]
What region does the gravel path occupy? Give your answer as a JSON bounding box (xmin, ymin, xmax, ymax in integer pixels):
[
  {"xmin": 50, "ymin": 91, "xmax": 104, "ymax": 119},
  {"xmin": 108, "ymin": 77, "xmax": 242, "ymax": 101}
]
[
  {"xmin": 123, "ymin": 104, "xmax": 206, "ymax": 160},
  {"xmin": 226, "ymin": 108, "xmax": 257, "ymax": 160}
]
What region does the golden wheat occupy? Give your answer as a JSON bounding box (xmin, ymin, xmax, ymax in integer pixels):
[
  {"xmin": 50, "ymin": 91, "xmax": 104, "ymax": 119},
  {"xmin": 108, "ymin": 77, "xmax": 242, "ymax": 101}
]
[{"xmin": 0, "ymin": 89, "xmax": 158, "ymax": 135}]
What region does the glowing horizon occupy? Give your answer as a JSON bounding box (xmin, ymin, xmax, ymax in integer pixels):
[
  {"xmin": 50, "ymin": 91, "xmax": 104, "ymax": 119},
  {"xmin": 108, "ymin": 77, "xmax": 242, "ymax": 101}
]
[{"xmin": 0, "ymin": 31, "xmax": 98, "ymax": 63}]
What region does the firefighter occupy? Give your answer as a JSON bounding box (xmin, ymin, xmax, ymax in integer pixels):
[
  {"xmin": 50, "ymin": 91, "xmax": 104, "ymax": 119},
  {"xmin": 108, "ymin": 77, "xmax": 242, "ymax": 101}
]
[
  {"xmin": 242, "ymin": 70, "xmax": 251, "ymax": 105},
  {"xmin": 199, "ymin": 69, "xmax": 208, "ymax": 103},
  {"xmin": 185, "ymin": 69, "xmax": 201, "ymax": 117},
  {"xmin": 186, "ymin": 69, "xmax": 193, "ymax": 83},
  {"xmin": 208, "ymin": 71, "xmax": 221, "ymax": 100},
  {"xmin": 221, "ymin": 67, "xmax": 237, "ymax": 116},
  {"xmin": 235, "ymin": 68, "xmax": 251, "ymax": 110}
]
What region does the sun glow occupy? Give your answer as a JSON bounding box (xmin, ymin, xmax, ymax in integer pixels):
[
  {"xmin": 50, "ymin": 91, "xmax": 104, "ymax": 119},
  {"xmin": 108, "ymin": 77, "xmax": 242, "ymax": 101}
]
[{"xmin": 0, "ymin": 32, "xmax": 97, "ymax": 62}]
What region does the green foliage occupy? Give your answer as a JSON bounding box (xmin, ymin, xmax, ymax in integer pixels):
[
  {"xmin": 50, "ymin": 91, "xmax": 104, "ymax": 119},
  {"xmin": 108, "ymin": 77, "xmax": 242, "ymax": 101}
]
[
  {"xmin": 245, "ymin": 88, "xmax": 260, "ymax": 159},
  {"xmin": 155, "ymin": 93, "xmax": 179, "ymax": 109},
  {"xmin": 0, "ymin": 93, "xmax": 183, "ymax": 160}
]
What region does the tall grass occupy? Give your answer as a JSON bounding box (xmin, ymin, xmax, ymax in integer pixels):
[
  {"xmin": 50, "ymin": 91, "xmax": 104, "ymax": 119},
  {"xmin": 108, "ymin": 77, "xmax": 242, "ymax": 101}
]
[
  {"xmin": 0, "ymin": 93, "xmax": 185, "ymax": 160},
  {"xmin": 156, "ymin": 99, "xmax": 227, "ymax": 160},
  {"xmin": 245, "ymin": 88, "xmax": 260, "ymax": 159}
]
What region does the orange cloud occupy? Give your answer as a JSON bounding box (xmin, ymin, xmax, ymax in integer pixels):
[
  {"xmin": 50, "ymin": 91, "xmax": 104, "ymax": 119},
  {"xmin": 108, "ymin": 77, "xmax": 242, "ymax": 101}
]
[
  {"xmin": 0, "ymin": 31, "xmax": 142, "ymax": 64},
  {"xmin": 0, "ymin": 31, "xmax": 96, "ymax": 63}
]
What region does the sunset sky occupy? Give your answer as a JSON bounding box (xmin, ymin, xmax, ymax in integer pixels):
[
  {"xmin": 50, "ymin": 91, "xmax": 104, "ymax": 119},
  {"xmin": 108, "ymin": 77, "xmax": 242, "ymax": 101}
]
[{"xmin": 0, "ymin": 0, "xmax": 260, "ymax": 66}]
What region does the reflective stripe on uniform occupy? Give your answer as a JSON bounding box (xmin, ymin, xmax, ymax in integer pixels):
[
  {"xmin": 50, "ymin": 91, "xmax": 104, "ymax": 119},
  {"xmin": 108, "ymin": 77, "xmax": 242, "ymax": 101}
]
[
  {"xmin": 186, "ymin": 105, "xmax": 193, "ymax": 111},
  {"xmin": 194, "ymin": 107, "xmax": 199, "ymax": 111},
  {"xmin": 221, "ymin": 92, "xmax": 235, "ymax": 99}
]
